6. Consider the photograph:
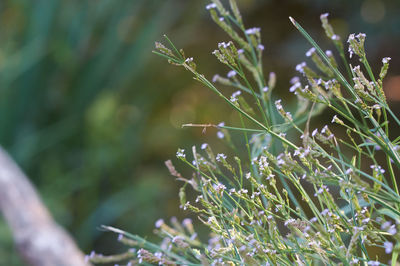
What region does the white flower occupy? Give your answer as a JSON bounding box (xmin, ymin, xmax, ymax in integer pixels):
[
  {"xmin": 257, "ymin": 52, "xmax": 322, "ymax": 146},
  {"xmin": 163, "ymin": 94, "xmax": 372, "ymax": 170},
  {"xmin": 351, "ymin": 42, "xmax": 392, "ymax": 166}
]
[
  {"xmin": 176, "ymin": 149, "xmax": 186, "ymax": 159},
  {"xmin": 306, "ymin": 47, "xmax": 316, "ymax": 57},
  {"xmin": 325, "ymin": 50, "xmax": 333, "ymax": 57},
  {"xmin": 155, "ymin": 219, "xmax": 164, "ymax": 228},
  {"xmin": 257, "ymin": 44, "xmax": 265, "ymax": 51},
  {"xmin": 348, "ymin": 33, "xmax": 356, "ymax": 43},
  {"xmin": 295, "ymin": 62, "xmax": 306, "ymax": 74},
  {"xmin": 201, "ymin": 143, "xmax": 208, "ymax": 150},
  {"xmin": 258, "ymin": 156, "xmax": 269, "ymax": 171},
  {"xmin": 320, "ymin": 13, "xmax": 329, "ymax": 19},
  {"xmin": 263, "ymin": 86, "xmax": 269, "ymax": 92},
  {"xmin": 362, "ymin": 218, "xmax": 370, "ymax": 224},
  {"xmin": 345, "ymin": 168, "xmax": 353, "ymax": 175},
  {"xmin": 212, "ymin": 74, "xmax": 220, "ymax": 83},
  {"xmin": 289, "ymin": 82, "xmax": 301, "ymax": 92},
  {"xmin": 331, "ymin": 34, "xmax": 340, "ymax": 40},
  {"xmin": 213, "ymin": 183, "xmax": 226, "ymax": 193},
  {"xmin": 312, "ymin": 128, "xmax": 318, "ymax": 137},
  {"xmin": 217, "ymin": 131, "xmax": 224, "ymax": 139},
  {"xmin": 182, "ymin": 218, "xmax": 192, "ymax": 227},
  {"xmin": 382, "ymin": 57, "xmax": 391, "ymax": 64},
  {"xmin": 275, "ymin": 99, "xmax": 282, "ymax": 110},
  {"xmin": 290, "ymin": 76, "xmax": 300, "ymax": 84},
  {"xmin": 227, "ymin": 70, "xmax": 237, "ymax": 78},
  {"xmin": 370, "ymin": 164, "xmax": 385, "ymax": 174},
  {"xmin": 321, "ymin": 209, "xmax": 330, "ymax": 216},
  {"xmin": 384, "ymin": 241, "xmax": 393, "ymax": 254},
  {"xmin": 232, "ymin": 90, "xmax": 241, "ymax": 97},
  {"xmin": 218, "ymin": 42, "xmax": 228, "ymax": 48},
  {"xmin": 331, "ymin": 115, "xmax": 337, "ymax": 123},
  {"xmin": 245, "ymin": 27, "xmax": 261, "ymax": 35},
  {"xmin": 206, "ymin": 3, "xmax": 217, "ymax": 10},
  {"xmin": 356, "ymin": 33, "xmax": 366, "ymax": 39},
  {"xmin": 216, "ymin": 153, "xmax": 227, "ymax": 162}
]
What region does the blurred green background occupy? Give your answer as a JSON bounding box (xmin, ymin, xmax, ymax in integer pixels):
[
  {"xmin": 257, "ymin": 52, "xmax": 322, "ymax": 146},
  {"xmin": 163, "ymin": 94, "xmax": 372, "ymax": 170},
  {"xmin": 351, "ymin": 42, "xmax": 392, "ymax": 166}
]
[{"xmin": 0, "ymin": 0, "xmax": 399, "ymax": 264}]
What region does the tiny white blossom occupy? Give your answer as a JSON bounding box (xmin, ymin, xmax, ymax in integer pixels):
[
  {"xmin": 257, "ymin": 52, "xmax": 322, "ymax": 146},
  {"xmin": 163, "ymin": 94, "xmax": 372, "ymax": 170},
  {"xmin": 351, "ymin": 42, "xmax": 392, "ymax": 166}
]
[
  {"xmin": 312, "ymin": 128, "xmax": 318, "ymax": 137},
  {"xmin": 275, "ymin": 99, "xmax": 282, "ymax": 110},
  {"xmin": 306, "ymin": 47, "xmax": 316, "ymax": 57},
  {"xmin": 362, "ymin": 218, "xmax": 370, "ymax": 224},
  {"xmin": 257, "ymin": 44, "xmax": 265, "ymax": 51},
  {"xmin": 245, "ymin": 27, "xmax": 261, "ymax": 35},
  {"xmin": 289, "ymin": 82, "xmax": 301, "ymax": 92},
  {"xmin": 206, "ymin": 3, "xmax": 217, "ymax": 10},
  {"xmin": 331, "ymin": 34, "xmax": 340, "ymax": 40},
  {"xmin": 176, "ymin": 149, "xmax": 186, "ymax": 159},
  {"xmin": 155, "ymin": 219, "xmax": 164, "ymax": 228},
  {"xmin": 227, "ymin": 70, "xmax": 237, "ymax": 78},
  {"xmin": 245, "ymin": 172, "xmax": 251, "ymax": 179},
  {"xmin": 212, "ymin": 74, "xmax": 219, "ymax": 83},
  {"xmin": 325, "ymin": 50, "xmax": 333, "ymax": 57},
  {"xmin": 290, "ymin": 76, "xmax": 300, "ymax": 84},
  {"xmin": 345, "ymin": 168, "xmax": 353, "ymax": 175},
  {"xmin": 296, "ymin": 62, "xmax": 306, "ymax": 74},
  {"xmin": 232, "ymin": 90, "xmax": 241, "ymax": 97},
  {"xmin": 213, "ymin": 183, "xmax": 226, "ymax": 194},
  {"xmin": 384, "ymin": 241, "xmax": 393, "ymax": 254},
  {"xmin": 320, "ymin": 13, "xmax": 329, "ymax": 19},
  {"xmin": 216, "ymin": 153, "xmax": 227, "ymax": 162},
  {"xmin": 230, "ymin": 96, "xmax": 238, "ymax": 103},
  {"xmin": 382, "ymin": 57, "xmax": 391, "ymax": 64},
  {"xmin": 201, "ymin": 143, "xmax": 208, "ymax": 150},
  {"xmin": 356, "ymin": 33, "xmax": 366, "ymax": 39}
]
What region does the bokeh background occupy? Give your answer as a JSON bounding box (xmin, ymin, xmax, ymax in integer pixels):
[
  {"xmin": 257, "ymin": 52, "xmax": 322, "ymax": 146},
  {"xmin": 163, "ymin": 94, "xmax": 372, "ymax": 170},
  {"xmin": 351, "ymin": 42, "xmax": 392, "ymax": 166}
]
[{"xmin": 0, "ymin": 0, "xmax": 399, "ymax": 264}]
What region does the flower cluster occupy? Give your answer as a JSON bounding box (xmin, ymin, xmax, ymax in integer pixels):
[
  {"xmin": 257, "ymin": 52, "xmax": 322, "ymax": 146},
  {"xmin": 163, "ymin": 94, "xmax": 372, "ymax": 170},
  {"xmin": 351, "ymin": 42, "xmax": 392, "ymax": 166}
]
[{"xmin": 92, "ymin": 1, "xmax": 400, "ymax": 265}]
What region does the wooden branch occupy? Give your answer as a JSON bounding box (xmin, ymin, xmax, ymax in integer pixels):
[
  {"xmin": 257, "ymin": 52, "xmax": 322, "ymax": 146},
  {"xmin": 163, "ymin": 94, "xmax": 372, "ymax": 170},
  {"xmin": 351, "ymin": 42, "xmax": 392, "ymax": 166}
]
[{"xmin": 0, "ymin": 147, "xmax": 89, "ymax": 266}]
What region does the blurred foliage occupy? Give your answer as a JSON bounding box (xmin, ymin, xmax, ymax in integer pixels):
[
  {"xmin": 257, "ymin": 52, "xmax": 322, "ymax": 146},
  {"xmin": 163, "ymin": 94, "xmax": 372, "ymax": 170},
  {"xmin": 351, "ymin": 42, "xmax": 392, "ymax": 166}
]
[{"xmin": 0, "ymin": 0, "xmax": 399, "ymax": 265}]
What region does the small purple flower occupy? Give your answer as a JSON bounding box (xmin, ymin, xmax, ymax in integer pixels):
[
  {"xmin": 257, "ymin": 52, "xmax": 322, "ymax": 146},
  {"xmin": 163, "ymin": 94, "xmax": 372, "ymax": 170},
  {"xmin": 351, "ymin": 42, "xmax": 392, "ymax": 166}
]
[
  {"xmin": 384, "ymin": 241, "xmax": 393, "ymax": 254},
  {"xmin": 320, "ymin": 13, "xmax": 329, "ymax": 19},
  {"xmin": 325, "ymin": 50, "xmax": 333, "ymax": 57},
  {"xmin": 306, "ymin": 47, "xmax": 316, "ymax": 57},
  {"xmin": 227, "ymin": 70, "xmax": 237, "ymax": 78},
  {"xmin": 155, "ymin": 219, "xmax": 164, "ymax": 228},
  {"xmin": 212, "ymin": 74, "xmax": 220, "ymax": 83},
  {"xmin": 382, "ymin": 57, "xmax": 391, "ymax": 64},
  {"xmin": 245, "ymin": 27, "xmax": 261, "ymax": 35}
]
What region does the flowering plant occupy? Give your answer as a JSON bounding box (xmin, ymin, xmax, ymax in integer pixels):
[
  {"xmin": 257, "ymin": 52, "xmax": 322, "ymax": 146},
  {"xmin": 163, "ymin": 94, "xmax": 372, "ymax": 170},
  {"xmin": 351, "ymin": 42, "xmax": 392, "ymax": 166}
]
[{"xmin": 89, "ymin": 0, "xmax": 400, "ymax": 265}]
